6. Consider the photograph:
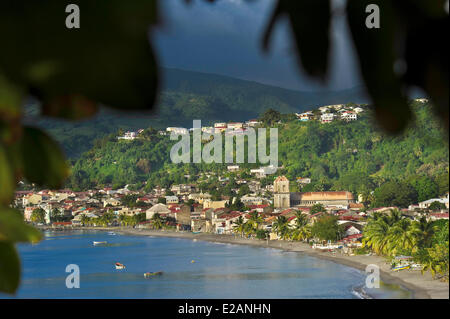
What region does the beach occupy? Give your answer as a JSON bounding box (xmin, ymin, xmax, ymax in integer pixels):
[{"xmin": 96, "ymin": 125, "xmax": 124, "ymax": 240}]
[{"xmin": 45, "ymin": 226, "xmax": 449, "ymax": 299}]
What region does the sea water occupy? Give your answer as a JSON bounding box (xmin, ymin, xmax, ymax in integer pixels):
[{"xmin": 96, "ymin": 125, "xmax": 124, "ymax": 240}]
[{"xmin": 2, "ymin": 230, "xmax": 412, "ymax": 299}]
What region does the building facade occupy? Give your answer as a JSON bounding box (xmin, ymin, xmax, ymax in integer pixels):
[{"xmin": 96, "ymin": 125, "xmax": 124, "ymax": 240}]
[{"xmin": 273, "ymin": 176, "xmax": 290, "ymax": 208}]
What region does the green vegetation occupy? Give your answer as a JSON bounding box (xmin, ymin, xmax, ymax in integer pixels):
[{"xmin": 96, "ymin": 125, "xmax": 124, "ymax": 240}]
[
  {"xmin": 25, "ymin": 68, "xmax": 367, "ymax": 158},
  {"xmin": 363, "ymin": 210, "xmax": 449, "ymax": 281},
  {"xmin": 30, "ymin": 208, "xmax": 46, "ymax": 224},
  {"xmin": 68, "ymin": 101, "xmax": 448, "ymax": 211},
  {"xmin": 311, "ymin": 214, "xmax": 344, "ymax": 242}
]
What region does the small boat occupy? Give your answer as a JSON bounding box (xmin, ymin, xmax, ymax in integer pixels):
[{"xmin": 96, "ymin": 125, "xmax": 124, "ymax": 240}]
[
  {"xmin": 115, "ymin": 262, "xmax": 126, "ymax": 270},
  {"xmin": 93, "ymin": 241, "xmax": 107, "ymax": 245},
  {"xmin": 392, "ymin": 264, "xmax": 410, "ymax": 271},
  {"xmin": 144, "ymin": 271, "xmax": 163, "ymax": 278},
  {"xmin": 107, "ymin": 232, "xmax": 116, "ymax": 236}
]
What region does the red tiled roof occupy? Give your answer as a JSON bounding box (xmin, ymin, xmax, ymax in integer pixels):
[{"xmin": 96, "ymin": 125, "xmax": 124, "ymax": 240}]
[
  {"xmin": 430, "ymin": 213, "xmax": 449, "ymax": 218},
  {"xmin": 249, "ymin": 204, "xmax": 269, "ymax": 209},
  {"xmin": 342, "ymin": 233, "xmax": 363, "ymax": 240}
]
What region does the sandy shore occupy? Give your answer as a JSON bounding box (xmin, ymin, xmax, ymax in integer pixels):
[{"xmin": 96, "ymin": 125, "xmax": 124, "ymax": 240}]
[{"xmin": 46, "ymin": 226, "xmax": 449, "ymax": 299}]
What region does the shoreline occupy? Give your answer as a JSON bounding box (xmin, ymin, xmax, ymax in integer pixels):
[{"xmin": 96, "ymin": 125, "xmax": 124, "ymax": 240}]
[{"xmin": 43, "ymin": 226, "xmax": 449, "ymax": 299}]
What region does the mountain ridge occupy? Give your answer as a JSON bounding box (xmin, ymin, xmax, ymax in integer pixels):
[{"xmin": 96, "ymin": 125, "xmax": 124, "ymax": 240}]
[{"xmin": 24, "ymin": 67, "xmax": 369, "ymax": 158}]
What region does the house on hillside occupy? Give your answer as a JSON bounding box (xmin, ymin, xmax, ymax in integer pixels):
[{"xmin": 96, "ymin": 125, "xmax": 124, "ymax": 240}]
[
  {"xmin": 341, "ymin": 111, "xmax": 357, "ymax": 121},
  {"xmin": 419, "ymin": 196, "xmax": 449, "ymax": 209},
  {"xmin": 227, "ymin": 165, "xmax": 240, "ymax": 172},
  {"xmin": 227, "ymin": 122, "xmax": 243, "ymax": 130},
  {"xmin": 165, "ymin": 196, "xmax": 179, "ymax": 204},
  {"xmin": 320, "ymin": 113, "xmax": 335, "ymax": 123},
  {"xmin": 166, "ymin": 127, "xmax": 188, "ymax": 135},
  {"xmin": 246, "ymin": 119, "xmax": 261, "ymax": 127},
  {"xmin": 296, "ymin": 112, "xmax": 314, "ymax": 121},
  {"xmin": 118, "ymin": 131, "xmax": 137, "ymax": 140}
]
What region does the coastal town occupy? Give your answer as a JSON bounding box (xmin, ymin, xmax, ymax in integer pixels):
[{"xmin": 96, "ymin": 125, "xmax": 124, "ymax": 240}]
[
  {"xmin": 9, "ymin": 99, "xmax": 449, "ymax": 298},
  {"xmin": 16, "ymin": 173, "xmax": 449, "ymax": 251}
]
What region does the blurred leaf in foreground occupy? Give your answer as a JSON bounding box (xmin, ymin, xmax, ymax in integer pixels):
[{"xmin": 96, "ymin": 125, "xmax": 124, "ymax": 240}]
[
  {"xmin": 19, "ymin": 126, "xmax": 70, "ymax": 189},
  {"xmin": 0, "ymin": 1, "xmax": 160, "ymax": 120},
  {"xmin": 0, "ymin": 242, "xmax": 21, "ymax": 294},
  {"xmin": 0, "ymin": 208, "xmax": 43, "ymax": 244}
]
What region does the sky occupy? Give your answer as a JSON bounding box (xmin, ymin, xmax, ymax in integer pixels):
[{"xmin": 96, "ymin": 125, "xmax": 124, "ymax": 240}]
[{"xmin": 152, "ymin": 0, "xmax": 363, "ymax": 91}]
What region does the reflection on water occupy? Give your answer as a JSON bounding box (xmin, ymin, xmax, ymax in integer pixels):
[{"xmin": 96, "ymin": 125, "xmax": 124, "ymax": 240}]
[{"xmin": 2, "ymin": 230, "xmax": 412, "ymax": 299}]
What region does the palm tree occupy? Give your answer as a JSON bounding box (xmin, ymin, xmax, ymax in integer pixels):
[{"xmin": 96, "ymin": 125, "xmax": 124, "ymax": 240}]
[
  {"xmin": 291, "ymin": 212, "xmax": 311, "ymax": 241},
  {"xmin": 272, "ymin": 215, "xmax": 291, "ymax": 240},
  {"xmin": 363, "ymin": 217, "xmax": 391, "ymax": 255},
  {"xmin": 247, "ymin": 212, "xmax": 263, "ymax": 235},
  {"xmin": 80, "ymin": 214, "xmax": 89, "ymax": 226},
  {"xmin": 412, "ymin": 216, "xmax": 437, "ymax": 248},
  {"xmin": 151, "ymin": 213, "xmax": 163, "ymax": 230},
  {"xmin": 420, "ymin": 243, "xmax": 449, "ymax": 280},
  {"xmin": 232, "ymin": 216, "xmax": 246, "ymax": 237},
  {"xmin": 118, "ymin": 213, "xmax": 126, "ymax": 226},
  {"xmin": 386, "ymin": 218, "xmax": 420, "ymax": 255},
  {"xmin": 387, "ymin": 209, "xmax": 402, "ymax": 226}
]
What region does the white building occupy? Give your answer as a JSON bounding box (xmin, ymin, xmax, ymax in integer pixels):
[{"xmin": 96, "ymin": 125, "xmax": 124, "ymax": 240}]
[
  {"xmin": 341, "ymin": 111, "xmax": 357, "ymax": 121},
  {"xmin": 297, "ymin": 177, "xmax": 311, "ymax": 185},
  {"xmin": 320, "ymin": 113, "xmax": 335, "ymax": 123},
  {"xmin": 166, "ymin": 127, "xmax": 189, "ymax": 135},
  {"xmin": 296, "ymin": 112, "xmax": 314, "ymax": 121},
  {"xmin": 419, "ymin": 195, "xmax": 449, "ymax": 209},
  {"xmin": 246, "ymin": 119, "xmax": 261, "ymax": 127},
  {"xmin": 118, "ymin": 131, "xmax": 137, "ymax": 140},
  {"xmin": 165, "ymin": 196, "xmax": 179, "ymax": 204},
  {"xmin": 227, "ymin": 122, "xmax": 244, "ymax": 130},
  {"xmin": 227, "ymin": 165, "xmax": 240, "ymax": 172}
]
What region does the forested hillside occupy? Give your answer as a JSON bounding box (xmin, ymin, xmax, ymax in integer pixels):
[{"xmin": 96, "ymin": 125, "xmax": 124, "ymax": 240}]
[
  {"xmin": 66, "ymin": 100, "xmax": 448, "ymax": 207},
  {"xmin": 24, "ymin": 68, "xmax": 367, "ymax": 158}
]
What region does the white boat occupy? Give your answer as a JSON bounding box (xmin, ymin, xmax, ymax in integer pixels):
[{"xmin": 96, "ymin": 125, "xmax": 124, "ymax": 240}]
[
  {"xmin": 93, "ymin": 241, "xmax": 107, "ymax": 245},
  {"xmin": 115, "ymin": 262, "xmax": 126, "ymax": 270},
  {"xmin": 108, "ymin": 232, "xmax": 116, "ymax": 235}
]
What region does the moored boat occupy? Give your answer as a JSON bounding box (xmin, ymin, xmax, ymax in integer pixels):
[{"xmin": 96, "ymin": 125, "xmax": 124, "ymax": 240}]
[
  {"xmin": 115, "ymin": 262, "xmax": 126, "ymax": 270},
  {"xmin": 93, "ymin": 241, "xmax": 107, "ymax": 245},
  {"xmin": 392, "ymin": 264, "xmax": 410, "ymax": 271},
  {"xmin": 144, "ymin": 271, "xmax": 163, "ymax": 278}
]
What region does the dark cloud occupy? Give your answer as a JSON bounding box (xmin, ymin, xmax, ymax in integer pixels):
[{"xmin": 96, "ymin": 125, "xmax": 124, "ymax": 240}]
[{"xmin": 152, "ymin": 0, "xmax": 362, "ymax": 91}]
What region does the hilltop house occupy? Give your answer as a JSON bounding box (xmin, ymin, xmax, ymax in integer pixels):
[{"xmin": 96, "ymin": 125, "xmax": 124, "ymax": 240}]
[
  {"xmin": 419, "ymin": 195, "xmax": 449, "ymax": 209},
  {"xmin": 246, "ymin": 119, "xmax": 261, "ymax": 127},
  {"xmin": 227, "ymin": 165, "xmax": 240, "ymax": 172},
  {"xmin": 214, "ymin": 122, "xmax": 227, "ymax": 132},
  {"xmin": 341, "ymin": 111, "xmax": 357, "ymax": 121},
  {"xmin": 227, "ymin": 122, "xmax": 243, "ymax": 130},
  {"xmin": 296, "ymin": 112, "xmax": 314, "ymax": 121},
  {"xmin": 118, "ymin": 131, "xmax": 137, "ymax": 140},
  {"xmin": 320, "ymin": 113, "xmax": 335, "ymax": 123},
  {"xmin": 166, "ymin": 127, "xmax": 188, "ymax": 135}
]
